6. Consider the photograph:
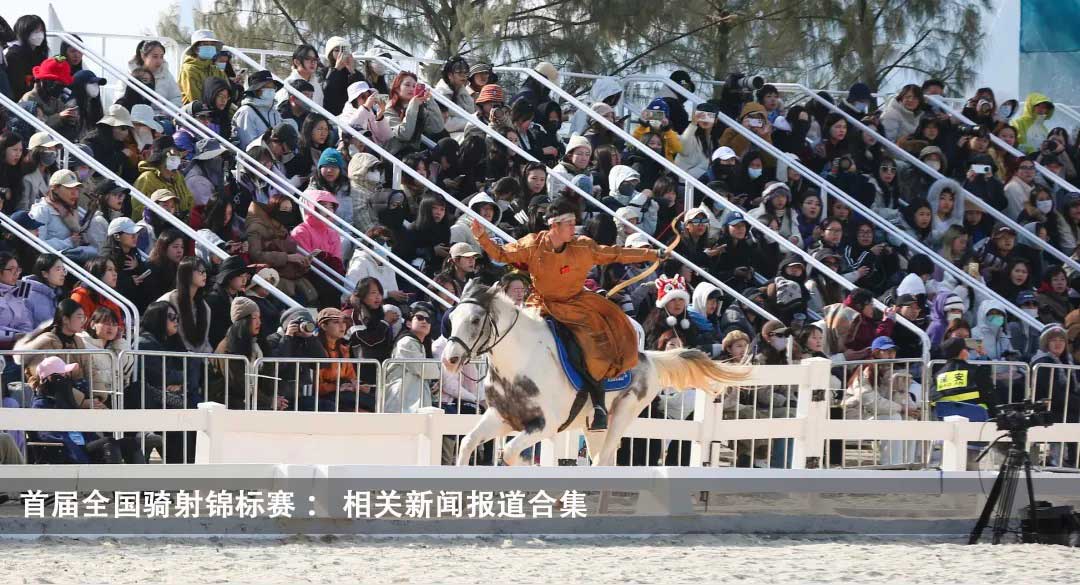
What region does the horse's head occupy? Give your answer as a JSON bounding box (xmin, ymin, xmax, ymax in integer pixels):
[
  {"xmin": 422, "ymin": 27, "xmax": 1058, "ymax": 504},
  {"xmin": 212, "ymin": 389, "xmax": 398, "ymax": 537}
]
[{"xmin": 440, "ymin": 280, "xmax": 511, "ymax": 373}]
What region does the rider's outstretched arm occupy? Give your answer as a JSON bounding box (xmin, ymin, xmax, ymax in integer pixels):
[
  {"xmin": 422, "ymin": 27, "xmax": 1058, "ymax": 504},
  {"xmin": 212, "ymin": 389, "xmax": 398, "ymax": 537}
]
[
  {"xmin": 587, "ymin": 240, "xmax": 659, "ymax": 267},
  {"xmin": 475, "ymin": 229, "xmax": 535, "ymax": 265}
]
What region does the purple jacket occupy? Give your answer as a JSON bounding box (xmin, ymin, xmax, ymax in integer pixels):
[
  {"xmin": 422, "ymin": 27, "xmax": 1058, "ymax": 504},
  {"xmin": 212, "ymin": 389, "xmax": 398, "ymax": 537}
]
[
  {"xmin": 21, "ymin": 276, "xmax": 59, "ymax": 330},
  {"xmin": 925, "ymin": 293, "xmax": 957, "ymax": 348},
  {"xmin": 0, "ymin": 281, "xmax": 34, "ymax": 347}
]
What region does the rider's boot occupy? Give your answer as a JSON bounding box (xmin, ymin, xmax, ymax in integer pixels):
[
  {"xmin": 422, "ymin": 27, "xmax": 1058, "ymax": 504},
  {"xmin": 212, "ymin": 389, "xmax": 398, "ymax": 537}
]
[{"xmin": 586, "ymin": 377, "xmax": 608, "ymax": 431}]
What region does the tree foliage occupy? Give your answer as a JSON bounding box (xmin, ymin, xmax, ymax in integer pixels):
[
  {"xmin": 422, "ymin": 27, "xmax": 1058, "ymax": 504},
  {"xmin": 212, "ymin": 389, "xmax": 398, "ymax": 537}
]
[{"xmin": 155, "ymin": 0, "xmax": 990, "ymax": 94}]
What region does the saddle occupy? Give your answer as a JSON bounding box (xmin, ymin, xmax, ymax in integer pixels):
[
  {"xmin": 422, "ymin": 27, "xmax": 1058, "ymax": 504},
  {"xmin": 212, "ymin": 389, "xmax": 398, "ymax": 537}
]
[{"xmin": 545, "ymin": 318, "xmax": 633, "ymax": 393}]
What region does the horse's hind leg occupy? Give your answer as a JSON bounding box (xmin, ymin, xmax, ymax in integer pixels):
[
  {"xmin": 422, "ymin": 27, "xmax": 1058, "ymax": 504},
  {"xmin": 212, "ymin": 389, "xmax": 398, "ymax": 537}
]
[
  {"xmin": 455, "ymin": 409, "xmax": 510, "ymax": 466},
  {"xmin": 501, "ymin": 422, "xmax": 548, "ymax": 466},
  {"xmin": 593, "ymin": 395, "xmax": 645, "ymax": 467}
]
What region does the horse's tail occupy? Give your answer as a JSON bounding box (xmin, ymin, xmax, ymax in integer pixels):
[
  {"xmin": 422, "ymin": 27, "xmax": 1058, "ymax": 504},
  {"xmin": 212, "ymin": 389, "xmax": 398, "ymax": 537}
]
[{"xmin": 646, "ymin": 348, "xmax": 750, "ymax": 393}]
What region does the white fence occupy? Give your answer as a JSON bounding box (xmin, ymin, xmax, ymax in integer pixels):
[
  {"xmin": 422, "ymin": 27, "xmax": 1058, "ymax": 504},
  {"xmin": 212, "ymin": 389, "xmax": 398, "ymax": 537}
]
[{"xmin": 3, "ymin": 357, "xmax": 1078, "ymax": 471}]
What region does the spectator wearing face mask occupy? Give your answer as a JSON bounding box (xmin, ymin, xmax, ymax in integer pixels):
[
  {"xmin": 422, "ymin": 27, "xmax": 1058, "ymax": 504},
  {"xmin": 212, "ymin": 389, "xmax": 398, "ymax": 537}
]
[
  {"xmin": 5, "ymin": 15, "xmax": 49, "ymax": 100},
  {"xmin": 754, "ymin": 320, "xmax": 792, "ymax": 366},
  {"xmin": 69, "ymin": 70, "xmax": 106, "ymax": 139},
  {"xmin": 969, "ymin": 299, "xmax": 1016, "ymax": 361},
  {"xmin": 232, "ymin": 70, "xmax": 285, "ymax": 150},
  {"xmin": 177, "ymin": 30, "xmax": 227, "ymax": 105},
  {"xmin": 838, "ymin": 82, "xmax": 875, "ymax": 120},
  {"xmin": 132, "ymin": 136, "xmax": 194, "ymax": 218}
]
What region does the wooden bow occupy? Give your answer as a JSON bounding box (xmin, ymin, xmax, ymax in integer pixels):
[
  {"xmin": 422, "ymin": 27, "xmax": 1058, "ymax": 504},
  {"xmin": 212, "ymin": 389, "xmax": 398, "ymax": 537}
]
[{"xmin": 606, "ymin": 211, "xmax": 685, "ymax": 299}]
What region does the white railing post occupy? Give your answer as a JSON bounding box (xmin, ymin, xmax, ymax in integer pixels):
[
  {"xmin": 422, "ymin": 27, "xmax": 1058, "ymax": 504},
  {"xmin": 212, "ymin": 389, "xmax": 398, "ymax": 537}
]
[{"xmin": 791, "ymin": 358, "xmax": 831, "ymax": 469}]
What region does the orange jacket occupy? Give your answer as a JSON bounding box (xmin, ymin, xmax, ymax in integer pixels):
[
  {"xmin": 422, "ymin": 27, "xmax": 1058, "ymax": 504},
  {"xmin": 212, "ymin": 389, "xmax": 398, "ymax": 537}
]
[{"xmin": 318, "ymin": 338, "xmax": 358, "ymax": 396}]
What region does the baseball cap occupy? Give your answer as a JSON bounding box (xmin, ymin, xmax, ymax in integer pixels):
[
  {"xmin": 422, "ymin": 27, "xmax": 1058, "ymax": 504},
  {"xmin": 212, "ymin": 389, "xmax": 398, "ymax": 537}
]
[
  {"xmin": 48, "ymin": 169, "xmax": 82, "ymax": 188},
  {"xmin": 36, "ymin": 356, "xmax": 78, "ymax": 379},
  {"xmin": 450, "ymin": 242, "xmax": 481, "ymax": 258},
  {"xmin": 150, "ymin": 189, "xmax": 180, "ymax": 203},
  {"xmin": 870, "ymin": 336, "xmax": 897, "ymax": 351},
  {"xmin": 254, "ymin": 267, "xmax": 280, "ymax": 288},
  {"xmin": 994, "ymin": 225, "xmax": 1017, "ymax": 237},
  {"xmin": 724, "ymin": 212, "xmax": 749, "ymax": 227},
  {"xmin": 194, "ymin": 138, "xmax": 227, "ymax": 161},
  {"xmin": 711, "ymin": 146, "xmax": 738, "ymax": 162},
  {"xmin": 107, "ymin": 217, "xmax": 140, "ymax": 236},
  {"xmin": 685, "ymin": 207, "xmax": 709, "ymax": 222},
  {"xmin": 28, "ymin": 131, "xmax": 61, "ymax": 150},
  {"xmin": 10, "ymin": 210, "xmax": 43, "ymax": 230},
  {"xmin": 624, "ymin": 233, "xmax": 651, "ymax": 248}
]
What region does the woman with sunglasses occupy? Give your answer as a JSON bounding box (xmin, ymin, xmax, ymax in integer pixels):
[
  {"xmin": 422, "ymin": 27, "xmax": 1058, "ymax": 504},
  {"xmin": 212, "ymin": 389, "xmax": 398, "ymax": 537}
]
[
  {"xmin": 160, "ymin": 257, "xmax": 212, "ymax": 354},
  {"xmin": 383, "ymin": 301, "xmax": 440, "ymax": 413}
]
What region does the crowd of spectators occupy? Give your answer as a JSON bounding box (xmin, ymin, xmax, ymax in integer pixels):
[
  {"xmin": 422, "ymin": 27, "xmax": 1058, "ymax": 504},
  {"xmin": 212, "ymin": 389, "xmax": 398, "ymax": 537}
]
[{"xmin": 0, "ymin": 12, "xmax": 1078, "ymax": 467}]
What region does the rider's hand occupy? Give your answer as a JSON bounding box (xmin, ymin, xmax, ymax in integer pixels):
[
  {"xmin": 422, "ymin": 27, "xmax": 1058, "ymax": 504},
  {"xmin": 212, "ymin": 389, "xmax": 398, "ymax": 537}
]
[{"xmin": 470, "ymin": 218, "xmax": 485, "ymax": 239}]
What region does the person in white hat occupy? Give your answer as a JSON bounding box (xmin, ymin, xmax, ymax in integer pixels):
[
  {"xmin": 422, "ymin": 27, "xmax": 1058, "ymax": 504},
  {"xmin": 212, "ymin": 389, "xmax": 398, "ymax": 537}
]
[
  {"xmin": 177, "ymin": 29, "xmax": 227, "ymax": 105},
  {"xmin": 339, "ymin": 80, "xmax": 390, "ymax": 144},
  {"xmin": 321, "ymin": 36, "xmax": 365, "ymax": 116},
  {"xmin": 547, "ymin": 134, "xmax": 593, "ymax": 197},
  {"xmin": 129, "ymin": 103, "xmax": 164, "ymax": 152},
  {"xmin": 20, "ymin": 131, "xmax": 62, "ymax": 208},
  {"xmin": 613, "ymin": 205, "xmax": 642, "ymax": 246},
  {"xmin": 29, "ymin": 169, "xmax": 97, "ymax": 262}
]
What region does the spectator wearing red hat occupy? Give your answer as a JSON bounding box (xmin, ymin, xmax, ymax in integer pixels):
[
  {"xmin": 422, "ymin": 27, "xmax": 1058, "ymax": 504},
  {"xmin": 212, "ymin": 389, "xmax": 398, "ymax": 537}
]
[{"xmin": 22, "ymin": 57, "xmax": 80, "ymax": 139}]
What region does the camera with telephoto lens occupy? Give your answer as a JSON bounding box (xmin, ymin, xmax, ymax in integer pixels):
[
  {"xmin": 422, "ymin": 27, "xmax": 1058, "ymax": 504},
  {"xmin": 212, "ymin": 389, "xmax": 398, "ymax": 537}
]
[
  {"xmin": 718, "ymin": 72, "xmax": 765, "ymax": 119},
  {"xmin": 292, "ymin": 318, "xmax": 316, "ymax": 335},
  {"xmin": 957, "ymin": 124, "xmax": 988, "ymax": 139},
  {"xmin": 995, "ymin": 401, "xmax": 1054, "ymax": 432}
]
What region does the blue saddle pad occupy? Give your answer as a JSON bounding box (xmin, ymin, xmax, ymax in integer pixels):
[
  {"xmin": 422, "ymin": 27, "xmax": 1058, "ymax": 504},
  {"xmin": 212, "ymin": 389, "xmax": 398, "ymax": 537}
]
[{"xmin": 545, "ymin": 319, "xmax": 633, "ymax": 392}]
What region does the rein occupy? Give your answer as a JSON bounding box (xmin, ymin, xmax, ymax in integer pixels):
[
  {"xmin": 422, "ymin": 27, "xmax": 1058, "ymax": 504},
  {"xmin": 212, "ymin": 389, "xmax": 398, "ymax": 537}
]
[
  {"xmin": 447, "ymin": 296, "xmax": 520, "ymax": 380},
  {"xmin": 606, "ymin": 211, "xmax": 685, "ymax": 299}
]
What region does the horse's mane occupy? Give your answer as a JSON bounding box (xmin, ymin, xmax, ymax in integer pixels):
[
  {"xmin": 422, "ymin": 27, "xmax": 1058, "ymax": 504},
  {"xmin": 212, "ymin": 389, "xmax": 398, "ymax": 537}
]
[{"xmin": 462, "ymin": 280, "xmax": 543, "ymax": 323}]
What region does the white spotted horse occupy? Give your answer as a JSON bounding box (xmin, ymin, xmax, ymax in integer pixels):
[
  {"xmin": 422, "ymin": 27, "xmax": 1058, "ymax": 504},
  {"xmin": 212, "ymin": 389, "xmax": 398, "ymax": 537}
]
[{"xmin": 440, "ymin": 280, "xmax": 748, "ymax": 466}]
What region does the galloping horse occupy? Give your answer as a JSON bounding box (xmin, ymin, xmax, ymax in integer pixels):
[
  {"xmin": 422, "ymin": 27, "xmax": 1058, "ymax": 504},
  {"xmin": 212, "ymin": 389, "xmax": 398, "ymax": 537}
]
[{"xmin": 440, "ymin": 280, "xmax": 748, "ymax": 466}]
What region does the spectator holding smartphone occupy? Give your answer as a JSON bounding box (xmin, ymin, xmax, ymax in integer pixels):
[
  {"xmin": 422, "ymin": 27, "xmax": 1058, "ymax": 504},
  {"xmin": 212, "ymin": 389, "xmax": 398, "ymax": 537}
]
[{"xmin": 385, "ymin": 71, "xmax": 446, "ymax": 155}]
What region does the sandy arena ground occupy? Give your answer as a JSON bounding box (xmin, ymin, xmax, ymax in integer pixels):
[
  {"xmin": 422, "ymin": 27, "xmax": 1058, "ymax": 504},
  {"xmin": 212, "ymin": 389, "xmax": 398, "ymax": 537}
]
[{"xmin": 2, "ymin": 534, "xmax": 1078, "ymax": 584}]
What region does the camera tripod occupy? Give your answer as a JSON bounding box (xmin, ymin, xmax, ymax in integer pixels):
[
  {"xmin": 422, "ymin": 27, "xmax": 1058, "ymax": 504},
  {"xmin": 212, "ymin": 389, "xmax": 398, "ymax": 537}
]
[{"xmin": 969, "ymin": 427, "xmax": 1039, "ymax": 544}]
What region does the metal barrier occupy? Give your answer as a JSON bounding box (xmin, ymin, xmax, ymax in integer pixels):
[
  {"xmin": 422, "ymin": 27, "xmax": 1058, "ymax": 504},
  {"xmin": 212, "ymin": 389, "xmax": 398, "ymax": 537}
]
[
  {"xmin": 777, "ymin": 83, "xmax": 1080, "ymax": 294},
  {"xmin": 380, "ymin": 357, "xmax": 447, "ymax": 414},
  {"xmin": 927, "ymin": 94, "xmax": 1080, "ymax": 197},
  {"xmin": 255, "ymin": 356, "xmax": 383, "ymax": 413},
  {"xmin": 525, "ymin": 68, "xmax": 930, "ymax": 359},
  {"xmin": 371, "ymin": 57, "xmax": 781, "ymax": 324},
  {"xmin": 0, "ymin": 213, "xmax": 139, "ymax": 344},
  {"xmin": 1030, "ymin": 362, "xmax": 1080, "ymax": 469},
  {"xmin": 57, "ymin": 34, "xmax": 447, "ymax": 309},
  {"xmin": 1, "ymin": 348, "xmax": 120, "ymax": 464},
  {"xmin": 0, "ymin": 91, "xmax": 301, "ymax": 313}
]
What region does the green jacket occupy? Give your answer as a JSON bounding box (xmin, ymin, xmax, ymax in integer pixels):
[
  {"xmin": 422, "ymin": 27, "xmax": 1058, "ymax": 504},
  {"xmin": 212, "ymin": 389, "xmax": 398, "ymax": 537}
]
[
  {"xmin": 132, "ymin": 160, "xmax": 195, "ymax": 218},
  {"xmin": 177, "ymin": 53, "xmax": 227, "ymax": 105},
  {"xmin": 1010, "ymin": 92, "xmax": 1054, "ymax": 154}
]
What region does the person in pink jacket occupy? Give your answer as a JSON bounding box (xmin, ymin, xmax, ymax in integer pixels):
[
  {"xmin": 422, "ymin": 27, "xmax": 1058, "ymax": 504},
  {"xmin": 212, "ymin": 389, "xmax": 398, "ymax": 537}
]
[{"xmin": 291, "ymin": 189, "xmax": 344, "ymax": 273}]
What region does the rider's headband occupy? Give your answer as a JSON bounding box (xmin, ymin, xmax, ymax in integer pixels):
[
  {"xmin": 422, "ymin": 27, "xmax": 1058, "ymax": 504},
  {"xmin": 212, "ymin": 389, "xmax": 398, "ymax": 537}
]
[{"xmin": 547, "ymin": 213, "xmax": 576, "ymax": 225}]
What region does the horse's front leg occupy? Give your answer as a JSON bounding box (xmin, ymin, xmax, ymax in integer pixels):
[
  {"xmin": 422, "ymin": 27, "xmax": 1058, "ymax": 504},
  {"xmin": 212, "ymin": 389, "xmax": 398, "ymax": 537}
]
[
  {"xmin": 455, "ymin": 409, "xmax": 510, "ymax": 466},
  {"xmin": 501, "ymin": 421, "xmax": 548, "ymax": 466}
]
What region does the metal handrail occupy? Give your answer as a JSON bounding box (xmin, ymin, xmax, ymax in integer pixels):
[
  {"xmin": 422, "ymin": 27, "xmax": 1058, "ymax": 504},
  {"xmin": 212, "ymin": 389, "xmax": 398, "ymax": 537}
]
[
  {"xmin": 497, "ymin": 65, "xmax": 930, "ymax": 361},
  {"xmin": 255, "ymin": 356, "xmax": 384, "ymax": 413},
  {"xmin": 0, "ymin": 90, "xmax": 299, "ymax": 311},
  {"xmin": 228, "ymin": 44, "xmax": 511, "ymax": 307},
  {"xmin": 756, "ymin": 83, "xmax": 1053, "ymax": 333},
  {"xmin": 926, "ymin": 94, "xmax": 1080, "ymax": 197},
  {"xmin": 227, "ymin": 45, "xmax": 514, "ymax": 246},
  {"xmin": 0, "ymin": 212, "xmax": 138, "ymax": 344},
  {"xmin": 372, "ymin": 57, "xmax": 780, "ymax": 323},
  {"xmin": 58, "ymin": 34, "xmax": 452, "ymax": 309}
]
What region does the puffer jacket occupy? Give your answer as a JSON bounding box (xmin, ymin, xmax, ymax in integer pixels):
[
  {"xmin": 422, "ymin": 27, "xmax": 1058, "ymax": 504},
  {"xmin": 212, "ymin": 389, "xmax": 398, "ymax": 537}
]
[
  {"xmin": 132, "ymin": 160, "xmax": 195, "ymax": 217},
  {"xmin": 20, "ymin": 276, "xmax": 59, "ymax": 329},
  {"xmin": 569, "ymin": 76, "xmax": 622, "ymax": 136},
  {"xmin": 608, "ymin": 165, "xmax": 658, "ymax": 236},
  {"xmin": 347, "ymin": 153, "xmax": 383, "ymax": 234},
  {"xmin": 177, "ymin": 53, "xmax": 227, "ymax": 105},
  {"xmin": 0, "ymin": 281, "xmax": 34, "ymax": 348},
  {"xmin": 879, "ymin": 94, "xmax": 923, "ymax": 142},
  {"xmin": 384, "ymin": 98, "xmax": 446, "ymax": 155},
  {"xmin": 291, "ymin": 190, "xmax": 343, "ymax": 266},
  {"xmin": 1011, "ymin": 92, "xmax": 1054, "ymax": 153},
  {"xmin": 970, "ymin": 298, "xmax": 1016, "ymax": 361},
  {"xmin": 76, "ymin": 331, "xmax": 133, "ymax": 402},
  {"xmin": 232, "ymin": 94, "xmax": 284, "ymax": 150},
  {"xmin": 449, "ymin": 192, "xmax": 505, "ymax": 251},
  {"xmin": 383, "ymin": 332, "xmax": 439, "ymax": 413}
]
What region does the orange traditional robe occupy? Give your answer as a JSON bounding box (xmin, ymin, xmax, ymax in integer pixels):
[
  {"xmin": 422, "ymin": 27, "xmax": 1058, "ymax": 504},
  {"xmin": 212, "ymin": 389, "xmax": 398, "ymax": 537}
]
[{"xmin": 477, "ymin": 230, "xmax": 659, "ymax": 381}]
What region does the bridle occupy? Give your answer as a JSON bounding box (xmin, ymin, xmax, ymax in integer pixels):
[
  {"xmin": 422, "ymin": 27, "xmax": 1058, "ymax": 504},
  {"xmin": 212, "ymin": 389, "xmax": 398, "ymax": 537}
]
[{"xmin": 446, "ymin": 296, "xmax": 520, "ymax": 370}]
